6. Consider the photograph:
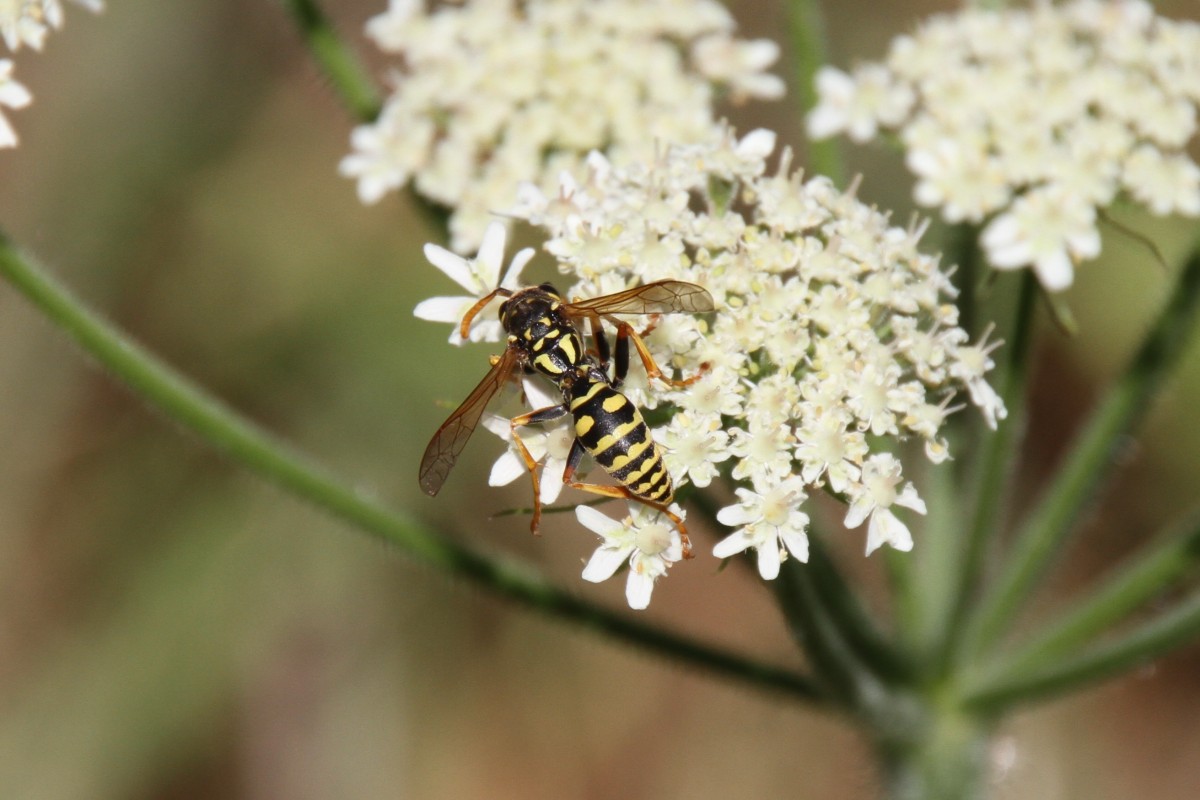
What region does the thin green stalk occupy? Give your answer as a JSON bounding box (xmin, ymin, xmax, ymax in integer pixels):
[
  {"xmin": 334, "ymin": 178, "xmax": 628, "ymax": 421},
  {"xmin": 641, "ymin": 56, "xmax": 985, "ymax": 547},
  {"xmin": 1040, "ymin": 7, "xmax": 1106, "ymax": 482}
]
[
  {"xmin": 973, "ymin": 506, "xmax": 1200, "ymax": 684},
  {"xmin": 906, "ymin": 443, "xmax": 968, "ymax": 667},
  {"xmin": 884, "ymin": 545, "xmax": 919, "ymax": 651},
  {"xmin": 788, "ymin": 0, "xmax": 845, "ymax": 185},
  {"xmin": 280, "ymin": 0, "xmax": 383, "ymax": 122},
  {"xmin": 938, "ymin": 272, "xmax": 1037, "ymax": 668},
  {"xmin": 0, "ymin": 232, "xmax": 823, "ymax": 705},
  {"xmin": 963, "ymin": 247, "xmax": 1200, "ymax": 659},
  {"xmin": 949, "ymin": 223, "xmax": 983, "ymax": 342},
  {"xmin": 808, "ymin": 535, "xmax": 913, "ymax": 684},
  {"xmin": 772, "ymin": 563, "xmax": 868, "ymax": 705},
  {"xmin": 965, "ymin": 586, "xmax": 1200, "ymax": 713},
  {"xmin": 774, "ymin": 559, "xmax": 889, "ymax": 713}
]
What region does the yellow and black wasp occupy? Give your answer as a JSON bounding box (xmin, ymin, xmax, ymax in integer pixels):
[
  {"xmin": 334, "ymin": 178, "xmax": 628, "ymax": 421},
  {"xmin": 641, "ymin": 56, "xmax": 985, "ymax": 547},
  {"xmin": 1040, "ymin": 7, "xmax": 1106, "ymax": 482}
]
[{"xmin": 418, "ymin": 279, "xmax": 714, "ymax": 556}]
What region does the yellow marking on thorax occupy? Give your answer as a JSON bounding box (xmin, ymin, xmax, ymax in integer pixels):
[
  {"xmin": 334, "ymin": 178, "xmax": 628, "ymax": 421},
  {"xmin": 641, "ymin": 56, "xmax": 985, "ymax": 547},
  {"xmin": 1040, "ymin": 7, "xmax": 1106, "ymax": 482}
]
[
  {"xmin": 558, "ymin": 334, "xmax": 578, "ymax": 364},
  {"xmin": 534, "ymin": 353, "xmax": 564, "ymax": 374}
]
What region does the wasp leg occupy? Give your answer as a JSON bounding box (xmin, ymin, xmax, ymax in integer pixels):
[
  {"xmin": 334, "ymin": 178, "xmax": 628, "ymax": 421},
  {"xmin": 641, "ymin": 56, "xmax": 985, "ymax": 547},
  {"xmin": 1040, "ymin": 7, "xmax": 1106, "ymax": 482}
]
[
  {"xmin": 604, "ymin": 316, "xmax": 707, "ymax": 388},
  {"xmin": 510, "ymin": 404, "xmax": 571, "ymax": 535},
  {"xmin": 561, "ymin": 464, "xmax": 694, "ymax": 559},
  {"xmin": 585, "ymin": 313, "xmax": 612, "ymax": 367}
]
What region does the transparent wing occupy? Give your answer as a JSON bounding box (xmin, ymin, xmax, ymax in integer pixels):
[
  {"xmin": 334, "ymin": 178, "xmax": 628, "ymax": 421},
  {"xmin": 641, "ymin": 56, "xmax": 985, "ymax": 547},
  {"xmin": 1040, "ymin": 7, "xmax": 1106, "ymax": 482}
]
[
  {"xmin": 563, "ymin": 280, "xmax": 714, "ymax": 316},
  {"xmin": 419, "ymin": 347, "xmax": 520, "ymax": 496}
]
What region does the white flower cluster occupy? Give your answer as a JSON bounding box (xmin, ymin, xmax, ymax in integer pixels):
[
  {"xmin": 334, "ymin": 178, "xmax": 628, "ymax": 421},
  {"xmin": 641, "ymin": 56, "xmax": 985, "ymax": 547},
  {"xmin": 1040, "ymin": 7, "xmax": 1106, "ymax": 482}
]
[
  {"xmin": 0, "ymin": 0, "xmax": 103, "ymax": 147},
  {"xmin": 806, "ymin": 0, "xmax": 1200, "ymax": 291},
  {"xmin": 342, "ymin": 0, "xmax": 784, "ymax": 254},
  {"xmin": 418, "ymin": 129, "xmax": 1005, "ymax": 607}
]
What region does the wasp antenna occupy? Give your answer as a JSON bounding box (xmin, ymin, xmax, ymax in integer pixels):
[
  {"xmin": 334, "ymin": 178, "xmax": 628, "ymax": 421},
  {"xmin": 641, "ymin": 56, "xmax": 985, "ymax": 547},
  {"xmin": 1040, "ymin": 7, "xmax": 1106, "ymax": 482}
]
[{"xmin": 459, "ymin": 287, "xmax": 513, "ymax": 339}]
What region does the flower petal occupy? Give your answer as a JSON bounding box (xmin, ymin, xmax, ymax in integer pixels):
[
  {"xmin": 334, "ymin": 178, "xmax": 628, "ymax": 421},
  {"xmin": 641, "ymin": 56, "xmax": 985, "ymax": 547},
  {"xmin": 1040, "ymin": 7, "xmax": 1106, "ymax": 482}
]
[
  {"xmin": 413, "ymin": 295, "xmax": 470, "ymax": 323},
  {"xmin": 756, "ymin": 542, "xmax": 782, "ymax": 580},
  {"xmin": 488, "ymin": 452, "xmax": 526, "ymax": 487},
  {"xmin": 575, "ymin": 505, "xmax": 623, "ymax": 537},
  {"xmin": 582, "ymin": 546, "xmax": 630, "ymax": 583},
  {"xmin": 712, "ymin": 528, "xmax": 753, "ymax": 559},
  {"xmin": 625, "ymin": 570, "xmax": 655, "ymax": 610},
  {"xmin": 423, "ymin": 243, "xmax": 479, "ymax": 292}
]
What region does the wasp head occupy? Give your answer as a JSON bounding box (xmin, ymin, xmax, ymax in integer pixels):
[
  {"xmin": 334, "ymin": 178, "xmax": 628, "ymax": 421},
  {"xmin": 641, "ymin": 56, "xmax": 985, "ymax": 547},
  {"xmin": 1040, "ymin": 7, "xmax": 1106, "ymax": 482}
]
[{"xmin": 498, "ymin": 283, "xmax": 564, "ymax": 338}]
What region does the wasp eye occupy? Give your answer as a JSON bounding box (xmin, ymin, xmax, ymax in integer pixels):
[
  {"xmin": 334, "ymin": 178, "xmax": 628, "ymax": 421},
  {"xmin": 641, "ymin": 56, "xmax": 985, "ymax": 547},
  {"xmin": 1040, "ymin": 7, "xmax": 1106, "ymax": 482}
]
[
  {"xmin": 539, "ymin": 282, "xmax": 559, "ymax": 296},
  {"xmin": 498, "ymin": 300, "xmax": 509, "ymax": 320}
]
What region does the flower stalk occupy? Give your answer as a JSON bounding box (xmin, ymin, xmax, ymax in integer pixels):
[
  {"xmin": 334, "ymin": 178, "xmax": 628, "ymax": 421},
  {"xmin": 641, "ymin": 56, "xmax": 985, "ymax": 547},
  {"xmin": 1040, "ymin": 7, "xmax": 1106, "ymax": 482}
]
[
  {"xmin": 970, "ymin": 506, "xmax": 1200, "ymax": 693},
  {"xmin": 962, "ymin": 245, "xmax": 1200, "ymax": 660},
  {"xmin": 278, "ymin": 0, "xmax": 382, "ymax": 122}
]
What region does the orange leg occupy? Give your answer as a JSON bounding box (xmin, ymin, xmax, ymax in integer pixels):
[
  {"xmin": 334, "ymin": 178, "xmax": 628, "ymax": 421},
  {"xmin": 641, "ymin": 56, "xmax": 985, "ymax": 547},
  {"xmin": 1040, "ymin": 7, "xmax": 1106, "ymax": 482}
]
[
  {"xmin": 509, "ymin": 404, "xmax": 570, "ymax": 535},
  {"xmin": 604, "ymin": 315, "xmax": 708, "ymax": 388}
]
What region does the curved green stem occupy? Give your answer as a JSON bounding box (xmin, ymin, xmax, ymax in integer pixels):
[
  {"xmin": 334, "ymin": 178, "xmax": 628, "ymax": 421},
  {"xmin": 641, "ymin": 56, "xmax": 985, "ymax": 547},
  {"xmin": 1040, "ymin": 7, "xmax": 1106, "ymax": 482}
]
[
  {"xmin": 965, "ymin": 585, "xmax": 1200, "ymax": 713},
  {"xmin": 971, "ymin": 506, "xmax": 1200, "ymax": 686},
  {"xmin": 963, "ymin": 247, "xmax": 1200, "ymax": 660},
  {"xmin": 787, "ymin": 0, "xmax": 845, "ymax": 185},
  {"xmin": 0, "ymin": 231, "xmax": 823, "ymax": 705},
  {"xmin": 280, "ymin": 0, "xmax": 383, "ymax": 122}
]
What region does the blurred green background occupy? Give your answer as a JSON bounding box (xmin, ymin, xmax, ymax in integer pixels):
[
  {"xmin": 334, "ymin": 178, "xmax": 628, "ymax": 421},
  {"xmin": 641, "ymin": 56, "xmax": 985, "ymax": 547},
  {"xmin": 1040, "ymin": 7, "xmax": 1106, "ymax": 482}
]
[{"xmin": 1, "ymin": 1, "xmax": 1199, "ymax": 797}]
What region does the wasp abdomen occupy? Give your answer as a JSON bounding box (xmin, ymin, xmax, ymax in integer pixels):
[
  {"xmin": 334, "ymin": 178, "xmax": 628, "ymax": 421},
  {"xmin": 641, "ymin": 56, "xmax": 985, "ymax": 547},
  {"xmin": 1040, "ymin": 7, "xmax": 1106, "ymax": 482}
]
[{"xmin": 569, "ymin": 380, "xmax": 673, "ymax": 505}]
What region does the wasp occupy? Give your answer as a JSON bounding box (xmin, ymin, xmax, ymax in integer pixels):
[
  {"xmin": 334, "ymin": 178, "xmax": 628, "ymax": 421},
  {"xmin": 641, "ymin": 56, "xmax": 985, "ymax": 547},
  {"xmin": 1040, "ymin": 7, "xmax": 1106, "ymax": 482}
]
[{"xmin": 419, "ymin": 279, "xmax": 714, "ymax": 556}]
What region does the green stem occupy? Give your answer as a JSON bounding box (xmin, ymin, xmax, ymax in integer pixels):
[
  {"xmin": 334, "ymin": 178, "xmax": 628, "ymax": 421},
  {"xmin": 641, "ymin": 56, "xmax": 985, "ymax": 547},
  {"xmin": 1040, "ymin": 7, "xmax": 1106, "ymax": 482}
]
[
  {"xmin": 965, "ymin": 585, "xmax": 1200, "ymax": 712},
  {"xmin": 876, "ymin": 707, "xmax": 993, "ymax": 800},
  {"xmin": 0, "ymin": 232, "xmax": 823, "ymax": 705},
  {"xmin": 279, "ymin": 0, "xmax": 383, "ymax": 122},
  {"xmin": 972, "ymin": 506, "xmax": 1200, "ymax": 685},
  {"xmin": 787, "ymin": 0, "xmax": 845, "ymax": 185},
  {"xmin": 903, "ymin": 440, "xmax": 963, "ymax": 664},
  {"xmin": 774, "ymin": 559, "xmax": 889, "ymax": 714},
  {"xmin": 963, "ymin": 248, "xmax": 1200, "ymax": 659},
  {"xmin": 807, "ymin": 536, "xmax": 913, "ymax": 684},
  {"xmin": 938, "ymin": 272, "xmax": 1037, "ymax": 668}
]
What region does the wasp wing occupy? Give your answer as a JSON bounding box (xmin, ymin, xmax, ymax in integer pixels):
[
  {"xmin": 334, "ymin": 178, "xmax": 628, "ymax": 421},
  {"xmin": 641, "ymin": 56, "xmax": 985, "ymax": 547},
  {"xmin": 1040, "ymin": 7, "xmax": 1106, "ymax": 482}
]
[
  {"xmin": 419, "ymin": 347, "xmax": 520, "ymax": 496},
  {"xmin": 564, "ymin": 280, "xmax": 714, "ymax": 316}
]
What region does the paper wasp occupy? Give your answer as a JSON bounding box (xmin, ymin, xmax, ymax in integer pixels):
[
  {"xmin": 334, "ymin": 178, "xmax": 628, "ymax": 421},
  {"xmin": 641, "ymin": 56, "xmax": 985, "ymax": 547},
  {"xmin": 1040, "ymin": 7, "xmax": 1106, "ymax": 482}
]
[{"xmin": 418, "ymin": 279, "xmax": 714, "ymax": 555}]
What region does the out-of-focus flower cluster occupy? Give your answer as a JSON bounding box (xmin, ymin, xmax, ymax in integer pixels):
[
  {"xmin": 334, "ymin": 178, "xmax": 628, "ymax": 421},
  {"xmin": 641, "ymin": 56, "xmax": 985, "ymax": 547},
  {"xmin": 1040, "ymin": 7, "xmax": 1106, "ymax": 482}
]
[
  {"xmin": 807, "ymin": 0, "xmax": 1200, "ymax": 291},
  {"xmin": 418, "ymin": 128, "xmax": 1006, "ymax": 607},
  {"xmin": 342, "ymin": 0, "xmax": 784, "ymax": 254},
  {"xmin": 0, "ymin": 0, "xmax": 103, "ymax": 147}
]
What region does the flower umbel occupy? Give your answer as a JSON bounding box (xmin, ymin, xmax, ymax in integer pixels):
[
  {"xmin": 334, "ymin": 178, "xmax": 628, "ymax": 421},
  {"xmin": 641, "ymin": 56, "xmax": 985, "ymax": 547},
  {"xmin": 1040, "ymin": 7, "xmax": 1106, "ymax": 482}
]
[
  {"xmin": 513, "ymin": 127, "xmax": 1006, "ymax": 568},
  {"xmin": 807, "ymin": 0, "xmax": 1200, "ymax": 290},
  {"xmin": 342, "ymin": 0, "xmax": 783, "ymax": 254}
]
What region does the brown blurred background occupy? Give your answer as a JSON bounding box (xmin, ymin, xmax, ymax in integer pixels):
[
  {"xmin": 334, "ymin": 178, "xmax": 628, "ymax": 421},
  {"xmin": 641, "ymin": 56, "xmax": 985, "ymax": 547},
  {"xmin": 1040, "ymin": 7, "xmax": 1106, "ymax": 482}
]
[{"xmin": 1, "ymin": 1, "xmax": 1199, "ymax": 797}]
